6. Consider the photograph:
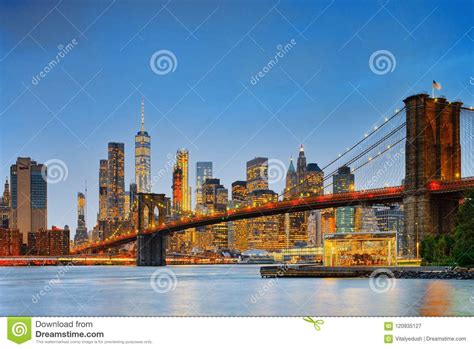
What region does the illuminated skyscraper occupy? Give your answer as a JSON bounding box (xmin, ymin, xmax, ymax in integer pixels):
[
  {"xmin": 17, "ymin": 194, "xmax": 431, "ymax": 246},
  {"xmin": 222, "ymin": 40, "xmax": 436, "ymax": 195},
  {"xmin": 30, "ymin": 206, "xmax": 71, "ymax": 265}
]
[
  {"xmin": 74, "ymin": 192, "xmax": 88, "ymax": 245},
  {"xmin": 0, "ymin": 178, "xmax": 10, "ymax": 228},
  {"xmin": 98, "ymin": 159, "xmax": 108, "ymax": 221},
  {"xmin": 284, "ymin": 157, "xmax": 297, "ymax": 200},
  {"xmin": 10, "ymin": 157, "xmax": 47, "ymax": 243},
  {"xmin": 305, "ymin": 163, "xmax": 324, "ymax": 196},
  {"xmin": 175, "ymin": 149, "xmax": 191, "ymax": 211},
  {"xmin": 107, "ymin": 142, "xmax": 125, "ymax": 221},
  {"xmin": 231, "ymin": 181, "xmax": 247, "ymax": 204},
  {"xmin": 196, "ymin": 161, "xmax": 212, "ymax": 210},
  {"xmin": 135, "ymin": 99, "xmax": 151, "ymax": 193},
  {"xmin": 246, "ymin": 157, "xmax": 268, "ymax": 193},
  {"xmin": 172, "ymin": 166, "xmax": 183, "ymax": 213},
  {"xmin": 297, "ymin": 144, "xmax": 306, "ymax": 187},
  {"xmin": 333, "ymin": 166, "xmax": 355, "ymax": 232}
]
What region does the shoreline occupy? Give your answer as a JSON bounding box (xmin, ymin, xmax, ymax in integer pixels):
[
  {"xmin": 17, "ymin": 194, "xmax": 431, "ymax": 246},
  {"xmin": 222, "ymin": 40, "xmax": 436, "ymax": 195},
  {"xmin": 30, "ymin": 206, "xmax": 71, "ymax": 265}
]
[{"xmin": 260, "ymin": 265, "xmax": 474, "ymax": 279}]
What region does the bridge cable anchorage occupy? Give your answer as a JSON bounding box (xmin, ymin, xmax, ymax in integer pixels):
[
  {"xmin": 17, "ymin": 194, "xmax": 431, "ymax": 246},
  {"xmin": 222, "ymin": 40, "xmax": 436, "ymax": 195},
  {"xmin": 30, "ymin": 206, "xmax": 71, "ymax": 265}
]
[{"xmin": 279, "ymin": 107, "xmax": 406, "ymax": 199}]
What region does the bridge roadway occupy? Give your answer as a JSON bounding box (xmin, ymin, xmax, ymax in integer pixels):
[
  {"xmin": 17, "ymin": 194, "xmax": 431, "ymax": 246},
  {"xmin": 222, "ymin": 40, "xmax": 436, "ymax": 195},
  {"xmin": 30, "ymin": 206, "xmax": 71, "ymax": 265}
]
[{"xmin": 72, "ymin": 177, "xmax": 474, "ymax": 254}]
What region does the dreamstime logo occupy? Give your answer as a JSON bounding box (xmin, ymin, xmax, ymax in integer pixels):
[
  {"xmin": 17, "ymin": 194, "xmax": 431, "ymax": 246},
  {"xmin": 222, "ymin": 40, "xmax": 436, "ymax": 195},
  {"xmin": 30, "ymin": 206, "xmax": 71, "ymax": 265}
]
[
  {"xmin": 250, "ymin": 39, "xmax": 297, "ymax": 85},
  {"xmin": 32, "ymin": 262, "xmax": 73, "ymax": 304},
  {"xmin": 470, "ymin": 76, "xmax": 474, "ymax": 86},
  {"xmin": 7, "ymin": 317, "xmax": 32, "ymax": 344},
  {"xmin": 369, "ymin": 268, "xmax": 396, "ymax": 293},
  {"xmin": 369, "ymin": 50, "xmax": 396, "ymax": 75},
  {"xmin": 32, "ymin": 38, "xmax": 78, "ymax": 86},
  {"xmin": 150, "ymin": 50, "xmax": 177, "ymax": 75},
  {"xmin": 42, "ymin": 159, "xmax": 68, "ymax": 184},
  {"xmin": 261, "ymin": 158, "xmax": 286, "ymax": 185},
  {"xmin": 150, "ymin": 269, "xmax": 177, "ymax": 294}
]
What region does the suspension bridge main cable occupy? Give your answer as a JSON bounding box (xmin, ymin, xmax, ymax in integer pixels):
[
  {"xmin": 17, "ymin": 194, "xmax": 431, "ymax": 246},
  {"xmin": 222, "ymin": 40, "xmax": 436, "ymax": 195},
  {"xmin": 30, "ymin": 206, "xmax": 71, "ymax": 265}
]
[{"xmin": 279, "ymin": 106, "xmax": 406, "ymax": 199}]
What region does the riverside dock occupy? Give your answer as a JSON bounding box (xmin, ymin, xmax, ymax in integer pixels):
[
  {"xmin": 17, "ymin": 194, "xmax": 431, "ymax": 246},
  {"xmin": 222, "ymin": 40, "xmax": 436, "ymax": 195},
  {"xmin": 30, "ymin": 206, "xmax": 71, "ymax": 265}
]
[{"xmin": 260, "ymin": 265, "xmax": 474, "ymax": 279}]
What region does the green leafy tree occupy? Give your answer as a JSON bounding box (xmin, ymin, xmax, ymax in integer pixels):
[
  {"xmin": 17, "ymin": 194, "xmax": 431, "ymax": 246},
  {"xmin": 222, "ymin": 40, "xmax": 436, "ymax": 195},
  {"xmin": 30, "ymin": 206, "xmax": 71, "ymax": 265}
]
[
  {"xmin": 420, "ymin": 235, "xmax": 436, "ymax": 263},
  {"xmin": 453, "ymin": 190, "xmax": 474, "ymax": 267}
]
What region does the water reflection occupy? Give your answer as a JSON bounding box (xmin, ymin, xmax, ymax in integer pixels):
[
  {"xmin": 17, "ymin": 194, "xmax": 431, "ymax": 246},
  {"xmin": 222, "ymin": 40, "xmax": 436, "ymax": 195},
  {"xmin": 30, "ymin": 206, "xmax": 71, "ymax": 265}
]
[{"xmin": 0, "ymin": 266, "xmax": 472, "ymax": 316}]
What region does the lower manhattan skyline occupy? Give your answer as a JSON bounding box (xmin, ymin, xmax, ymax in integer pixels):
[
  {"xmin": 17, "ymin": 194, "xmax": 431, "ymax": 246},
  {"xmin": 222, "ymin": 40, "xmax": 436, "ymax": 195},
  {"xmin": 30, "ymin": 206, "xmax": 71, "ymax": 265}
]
[
  {"xmin": 1, "ymin": 0, "xmax": 473, "ymax": 233},
  {"xmin": 2, "ymin": 2, "xmax": 474, "ymax": 339}
]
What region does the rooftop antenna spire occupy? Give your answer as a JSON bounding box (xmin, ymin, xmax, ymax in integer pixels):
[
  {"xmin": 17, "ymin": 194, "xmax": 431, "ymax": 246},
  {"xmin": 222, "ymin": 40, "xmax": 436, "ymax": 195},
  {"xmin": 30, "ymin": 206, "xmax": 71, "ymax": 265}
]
[{"xmin": 141, "ymin": 97, "xmax": 145, "ymax": 132}]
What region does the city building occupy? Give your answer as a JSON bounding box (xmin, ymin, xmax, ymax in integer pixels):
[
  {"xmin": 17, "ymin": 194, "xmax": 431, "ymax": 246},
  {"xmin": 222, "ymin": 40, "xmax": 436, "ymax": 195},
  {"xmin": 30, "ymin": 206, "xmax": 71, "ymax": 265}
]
[
  {"xmin": 135, "ymin": 98, "xmax": 151, "ymax": 193},
  {"xmin": 231, "ymin": 181, "xmax": 247, "ymax": 204},
  {"xmin": 195, "ymin": 162, "xmax": 212, "ymax": 211},
  {"xmin": 246, "ymin": 189, "xmax": 281, "ymax": 251},
  {"xmin": 27, "ymin": 225, "xmax": 70, "ymax": 256},
  {"xmin": 246, "ymin": 157, "xmax": 268, "ymax": 192},
  {"xmin": 129, "ymin": 183, "xmax": 137, "ymax": 210},
  {"xmin": 297, "ymin": 144, "xmax": 306, "ymax": 187},
  {"xmin": 98, "ymin": 159, "xmax": 108, "ymax": 221},
  {"xmin": 0, "ymin": 178, "xmax": 10, "ymax": 228},
  {"xmin": 173, "ymin": 149, "xmax": 191, "ymax": 212},
  {"xmin": 201, "ymin": 178, "xmax": 229, "ymax": 249},
  {"xmin": 229, "ymin": 181, "xmax": 248, "ymax": 251},
  {"xmin": 333, "ymin": 166, "xmax": 355, "ymax": 232},
  {"xmin": 74, "ymin": 192, "xmax": 88, "ymax": 246},
  {"xmin": 107, "ymin": 143, "xmax": 125, "ymax": 221},
  {"xmin": 304, "ymin": 163, "xmax": 324, "ymax": 196},
  {"xmin": 284, "ymin": 157, "xmax": 297, "ymax": 200},
  {"xmin": 374, "ymin": 205, "xmax": 404, "ymax": 255},
  {"xmin": 0, "ymin": 228, "xmax": 21, "ymax": 256},
  {"xmin": 10, "ymin": 157, "xmax": 47, "ymax": 244},
  {"xmin": 172, "ymin": 166, "xmax": 183, "ymax": 213}
]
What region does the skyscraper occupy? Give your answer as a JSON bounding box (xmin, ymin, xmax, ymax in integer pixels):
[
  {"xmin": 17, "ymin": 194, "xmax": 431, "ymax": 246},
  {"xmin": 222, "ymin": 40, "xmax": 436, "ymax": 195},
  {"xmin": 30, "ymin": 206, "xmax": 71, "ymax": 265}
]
[
  {"xmin": 174, "ymin": 149, "xmax": 191, "ymax": 212},
  {"xmin": 10, "ymin": 157, "xmax": 47, "ymax": 244},
  {"xmin": 231, "ymin": 181, "xmax": 247, "ymax": 203},
  {"xmin": 196, "ymin": 162, "xmax": 212, "ymax": 210},
  {"xmin": 0, "ymin": 178, "xmax": 10, "ymax": 228},
  {"xmin": 246, "ymin": 157, "xmax": 268, "ymax": 193},
  {"xmin": 172, "ymin": 166, "xmax": 183, "ymax": 213},
  {"xmin": 305, "ymin": 163, "xmax": 324, "ymax": 196},
  {"xmin": 297, "ymin": 144, "xmax": 306, "ymax": 186},
  {"xmin": 135, "ymin": 98, "xmax": 151, "ymax": 193},
  {"xmin": 284, "ymin": 157, "xmax": 297, "ymax": 199},
  {"xmin": 333, "ymin": 166, "xmax": 355, "ymax": 232},
  {"xmin": 98, "ymin": 159, "xmax": 108, "ymax": 221},
  {"xmin": 107, "ymin": 143, "xmax": 125, "ymax": 221},
  {"xmin": 74, "ymin": 192, "xmax": 88, "ymax": 245}
]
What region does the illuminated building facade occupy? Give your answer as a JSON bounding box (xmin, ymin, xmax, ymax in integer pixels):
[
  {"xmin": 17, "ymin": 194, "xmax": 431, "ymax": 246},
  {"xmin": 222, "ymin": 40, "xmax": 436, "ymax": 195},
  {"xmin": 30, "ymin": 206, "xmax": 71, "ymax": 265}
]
[
  {"xmin": 10, "ymin": 157, "xmax": 47, "ymax": 244},
  {"xmin": 246, "ymin": 157, "xmax": 268, "ymax": 192},
  {"xmin": 107, "ymin": 143, "xmax": 125, "ymax": 221},
  {"xmin": 98, "ymin": 159, "xmax": 108, "ymax": 221},
  {"xmin": 27, "ymin": 225, "xmax": 70, "ymax": 256},
  {"xmin": 231, "ymin": 181, "xmax": 247, "ymax": 204},
  {"xmin": 0, "ymin": 228, "xmax": 21, "ymax": 256},
  {"xmin": 174, "ymin": 149, "xmax": 191, "ymax": 212},
  {"xmin": 284, "ymin": 157, "xmax": 297, "ymax": 200},
  {"xmin": 135, "ymin": 99, "xmax": 151, "ymax": 193},
  {"xmin": 201, "ymin": 178, "xmax": 229, "ymax": 250},
  {"xmin": 229, "ymin": 181, "xmax": 248, "ymax": 251},
  {"xmin": 74, "ymin": 192, "xmax": 88, "ymax": 245},
  {"xmin": 0, "ymin": 178, "xmax": 10, "ymax": 228},
  {"xmin": 333, "ymin": 165, "xmax": 355, "ymax": 232},
  {"xmin": 196, "ymin": 162, "xmax": 212, "ymax": 210},
  {"xmin": 246, "ymin": 189, "xmax": 281, "ymax": 251},
  {"xmin": 172, "ymin": 166, "xmax": 183, "ymax": 213}
]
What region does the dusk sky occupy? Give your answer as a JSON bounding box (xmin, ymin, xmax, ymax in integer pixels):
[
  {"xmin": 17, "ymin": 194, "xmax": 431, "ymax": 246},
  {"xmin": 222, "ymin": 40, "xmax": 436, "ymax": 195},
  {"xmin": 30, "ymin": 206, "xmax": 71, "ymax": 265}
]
[{"xmin": 1, "ymin": 0, "xmax": 473, "ymax": 231}]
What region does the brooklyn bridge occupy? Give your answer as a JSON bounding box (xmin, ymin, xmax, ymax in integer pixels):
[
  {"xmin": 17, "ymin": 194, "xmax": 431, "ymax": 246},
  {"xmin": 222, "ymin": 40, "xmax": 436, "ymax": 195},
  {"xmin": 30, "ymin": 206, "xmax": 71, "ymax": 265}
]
[{"xmin": 72, "ymin": 93, "xmax": 474, "ymax": 266}]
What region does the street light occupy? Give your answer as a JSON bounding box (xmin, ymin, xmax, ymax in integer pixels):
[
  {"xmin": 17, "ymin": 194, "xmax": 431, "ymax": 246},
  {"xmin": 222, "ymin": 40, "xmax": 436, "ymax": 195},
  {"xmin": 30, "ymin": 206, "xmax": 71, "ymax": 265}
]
[{"xmin": 415, "ymin": 222, "xmax": 419, "ymax": 259}]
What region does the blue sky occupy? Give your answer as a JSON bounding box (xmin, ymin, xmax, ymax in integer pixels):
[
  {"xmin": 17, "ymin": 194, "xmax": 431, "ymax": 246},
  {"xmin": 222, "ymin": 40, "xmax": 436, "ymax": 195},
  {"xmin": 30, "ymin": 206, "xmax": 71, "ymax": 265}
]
[{"xmin": 1, "ymin": 0, "xmax": 473, "ymax": 231}]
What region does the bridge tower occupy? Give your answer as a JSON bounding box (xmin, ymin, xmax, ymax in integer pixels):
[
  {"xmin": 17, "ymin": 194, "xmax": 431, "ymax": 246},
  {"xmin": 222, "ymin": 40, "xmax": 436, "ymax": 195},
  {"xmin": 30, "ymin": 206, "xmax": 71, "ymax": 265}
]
[
  {"xmin": 403, "ymin": 93, "xmax": 462, "ymax": 257},
  {"xmin": 136, "ymin": 193, "xmax": 170, "ymax": 266}
]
